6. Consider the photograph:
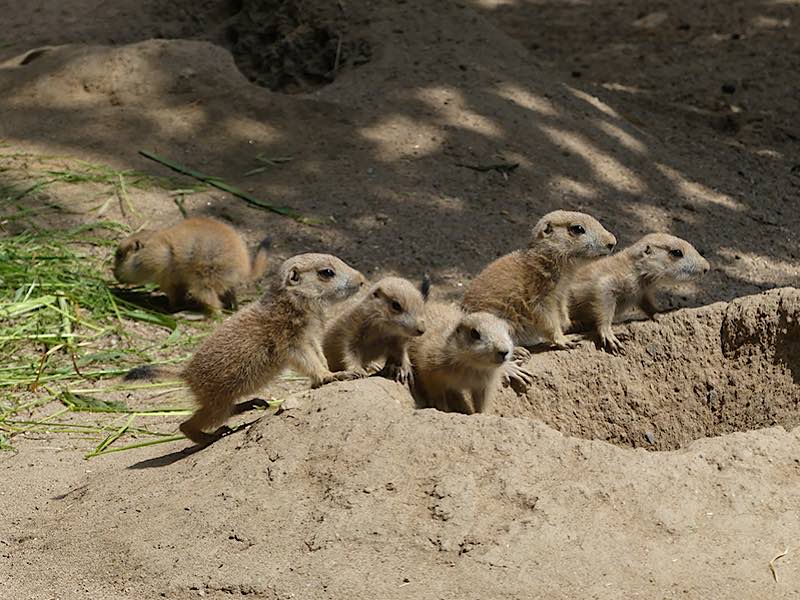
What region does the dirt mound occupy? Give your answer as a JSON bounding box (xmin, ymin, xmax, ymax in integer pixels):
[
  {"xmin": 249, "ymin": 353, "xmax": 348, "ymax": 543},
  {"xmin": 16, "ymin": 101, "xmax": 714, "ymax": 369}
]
[
  {"xmin": 5, "ymin": 290, "xmax": 800, "ymax": 598},
  {"xmin": 495, "ymin": 287, "xmax": 800, "ymax": 450},
  {"xmin": 6, "ymin": 370, "xmax": 800, "ymax": 599}
]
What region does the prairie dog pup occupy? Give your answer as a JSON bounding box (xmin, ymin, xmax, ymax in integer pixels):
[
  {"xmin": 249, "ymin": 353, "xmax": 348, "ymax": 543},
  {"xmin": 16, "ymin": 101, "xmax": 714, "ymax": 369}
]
[
  {"xmin": 569, "ymin": 233, "xmax": 710, "ymax": 353},
  {"xmin": 179, "ymin": 253, "xmax": 366, "ymax": 446},
  {"xmin": 463, "ymin": 210, "xmax": 617, "ymax": 351},
  {"xmin": 409, "ymin": 302, "xmax": 515, "ymax": 415},
  {"xmin": 323, "ymin": 276, "xmax": 430, "ymax": 384},
  {"xmin": 113, "ymin": 217, "xmax": 270, "ymax": 313}
]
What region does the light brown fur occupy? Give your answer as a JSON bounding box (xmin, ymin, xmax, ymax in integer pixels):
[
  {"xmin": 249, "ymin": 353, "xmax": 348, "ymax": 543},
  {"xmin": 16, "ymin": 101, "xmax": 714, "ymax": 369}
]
[
  {"xmin": 113, "ymin": 217, "xmax": 270, "ymax": 313},
  {"xmin": 463, "ymin": 210, "xmax": 617, "ymax": 350},
  {"xmin": 322, "ymin": 277, "xmax": 429, "ymax": 384},
  {"xmin": 179, "ymin": 253, "xmax": 366, "ymax": 445},
  {"xmin": 409, "ymin": 302, "xmax": 514, "ymax": 415},
  {"xmin": 569, "ymin": 232, "xmax": 711, "ymax": 353}
]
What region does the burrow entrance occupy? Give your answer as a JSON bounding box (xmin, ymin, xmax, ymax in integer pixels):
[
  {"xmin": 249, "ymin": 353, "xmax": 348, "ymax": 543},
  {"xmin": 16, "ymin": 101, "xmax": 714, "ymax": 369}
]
[
  {"xmin": 494, "ymin": 288, "xmax": 800, "ymax": 451},
  {"xmin": 224, "ymin": 0, "xmax": 372, "ymax": 93}
]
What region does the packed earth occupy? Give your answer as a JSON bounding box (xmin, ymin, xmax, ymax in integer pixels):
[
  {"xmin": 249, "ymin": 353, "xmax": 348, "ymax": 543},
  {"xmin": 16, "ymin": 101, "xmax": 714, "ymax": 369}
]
[{"xmin": 1, "ymin": 0, "xmax": 798, "ymax": 598}]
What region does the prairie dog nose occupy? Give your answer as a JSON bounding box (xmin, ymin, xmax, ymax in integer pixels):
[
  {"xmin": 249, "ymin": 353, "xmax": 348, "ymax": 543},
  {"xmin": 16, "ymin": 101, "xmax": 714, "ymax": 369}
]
[{"xmin": 496, "ymin": 350, "xmax": 511, "ymax": 364}]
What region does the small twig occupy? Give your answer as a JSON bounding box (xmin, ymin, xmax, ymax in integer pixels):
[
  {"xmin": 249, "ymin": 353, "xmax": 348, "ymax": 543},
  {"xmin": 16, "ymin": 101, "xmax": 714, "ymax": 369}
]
[
  {"xmin": 455, "ymin": 162, "xmax": 519, "ymax": 178},
  {"xmin": 333, "ymin": 37, "xmax": 343, "ymax": 76},
  {"xmin": 139, "ymin": 150, "xmax": 321, "ymax": 224},
  {"xmin": 117, "ymin": 173, "xmax": 139, "ymax": 218},
  {"xmin": 173, "ymin": 194, "xmax": 188, "ymax": 218},
  {"xmin": 769, "ymin": 548, "xmax": 789, "ymax": 583}
]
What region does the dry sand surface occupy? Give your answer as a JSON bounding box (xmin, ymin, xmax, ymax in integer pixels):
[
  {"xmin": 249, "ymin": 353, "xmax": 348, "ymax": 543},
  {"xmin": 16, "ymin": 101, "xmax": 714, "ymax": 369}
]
[{"xmin": 1, "ymin": 0, "xmax": 799, "ymax": 598}]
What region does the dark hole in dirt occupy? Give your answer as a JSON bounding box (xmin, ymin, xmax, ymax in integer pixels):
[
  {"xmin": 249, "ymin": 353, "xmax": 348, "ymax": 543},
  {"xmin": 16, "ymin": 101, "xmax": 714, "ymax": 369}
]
[
  {"xmin": 496, "ymin": 289, "xmax": 800, "ymax": 452},
  {"xmin": 224, "ymin": 0, "xmax": 372, "ymax": 93},
  {"xmin": 226, "ymin": 0, "xmax": 244, "ymax": 18}
]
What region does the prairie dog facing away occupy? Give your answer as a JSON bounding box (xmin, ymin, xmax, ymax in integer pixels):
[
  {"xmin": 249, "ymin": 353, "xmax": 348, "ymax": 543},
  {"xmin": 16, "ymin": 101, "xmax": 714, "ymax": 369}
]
[
  {"xmin": 323, "ymin": 276, "xmax": 431, "ymax": 384},
  {"xmin": 113, "ymin": 217, "xmax": 270, "ymax": 314},
  {"xmin": 178, "ymin": 253, "xmax": 366, "ymax": 446},
  {"xmin": 568, "ymin": 232, "xmax": 711, "ymax": 353},
  {"xmin": 409, "ymin": 302, "xmax": 517, "ymax": 415}
]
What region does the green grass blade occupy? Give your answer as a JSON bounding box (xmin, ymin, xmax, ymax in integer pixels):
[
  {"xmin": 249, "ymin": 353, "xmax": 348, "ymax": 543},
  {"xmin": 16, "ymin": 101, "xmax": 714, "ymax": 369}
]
[{"xmin": 138, "ymin": 150, "xmax": 323, "ymax": 224}]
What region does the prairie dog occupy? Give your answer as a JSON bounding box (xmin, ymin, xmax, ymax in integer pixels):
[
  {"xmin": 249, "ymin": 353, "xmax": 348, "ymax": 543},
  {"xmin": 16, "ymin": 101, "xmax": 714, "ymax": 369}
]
[
  {"xmin": 569, "ymin": 233, "xmax": 711, "ymax": 352},
  {"xmin": 322, "ymin": 276, "xmax": 430, "ymax": 384},
  {"xmin": 462, "ymin": 210, "xmax": 616, "ymax": 350},
  {"xmin": 409, "ymin": 302, "xmax": 515, "ymax": 415},
  {"xmin": 113, "ymin": 217, "xmax": 270, "ymax": 313},
  {"xmin": 179, "ymin": 253, "xmax": 366, "ymax": 446}
]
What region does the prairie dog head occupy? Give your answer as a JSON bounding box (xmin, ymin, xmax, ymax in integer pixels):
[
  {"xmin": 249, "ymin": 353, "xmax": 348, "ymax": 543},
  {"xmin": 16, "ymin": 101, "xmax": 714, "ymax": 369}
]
[
  {"xmin": 630, "ymin": 233, "xmax": 711, "ymax": 283},
  {"xmin": 448, "ymin": 311, "xmax": 514, "ymax": 369},
  {"xmin": 278, "ymin": 253, "xmax": 366, "ymax": 304},
  {"xmin": 113, "ymin": 230, "xmax": 166, "ymax": 284},
  {"xmin": 530, "ymin": 210, "xmax": 617, "ymax": 261},
  {"xmin": 364, "ymin": 276, "xmax": 430, "ymax": 338}
]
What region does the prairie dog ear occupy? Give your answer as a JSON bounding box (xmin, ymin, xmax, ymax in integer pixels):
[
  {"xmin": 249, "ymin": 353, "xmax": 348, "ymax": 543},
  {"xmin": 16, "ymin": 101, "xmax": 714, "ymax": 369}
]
[
  {"xmin": 372, "ymin": 287, "xmax": 383, "ymax": 299},
  {"xmin": 643, "ymin": 245, "xmax": 652, "ymax": 256},
  {"xmin": 420, "ymin": 274, "xmax": 432, "ymax": 301},
  {"xmin": 538, "ymin": 221, "xmax": 554, "ymax": 237},
  {"xmin": 133, "ymin": 240, "xmax": 143, "ymax": 251},
  {"xmin": 286, "ymin": 267, "xmax": 302, "ymax": 286}
]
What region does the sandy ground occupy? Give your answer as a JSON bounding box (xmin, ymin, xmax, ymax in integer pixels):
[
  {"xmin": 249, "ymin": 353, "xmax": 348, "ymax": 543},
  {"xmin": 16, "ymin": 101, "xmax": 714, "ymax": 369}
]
[{"xmin": 1, "ymin": 0, "xmax": 799, "ymax": 597}]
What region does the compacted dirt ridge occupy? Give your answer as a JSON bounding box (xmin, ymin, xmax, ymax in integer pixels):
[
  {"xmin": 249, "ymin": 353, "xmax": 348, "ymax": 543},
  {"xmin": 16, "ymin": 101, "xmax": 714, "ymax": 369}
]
[{"xmin": 1, "ymin": 0, "xmax": 798, "ymax": 598}]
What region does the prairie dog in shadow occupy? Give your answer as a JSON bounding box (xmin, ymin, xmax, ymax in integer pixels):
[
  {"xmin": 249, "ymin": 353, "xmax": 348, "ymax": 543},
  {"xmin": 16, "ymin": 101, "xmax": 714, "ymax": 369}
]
[
  {"xmin": 322, "ymin": 276, "xmax": 430, "ymax": 384},
  {"xmin": 409, "ymin": 302, "xmax": 516, "ymax": 415},
  {"xmin": 569, "ymin": 233, "xmax": 710, "ymax": 352},
  {"xmin": 178, "ymin": 253, "xmax": 366, "ymax": 446},
  {"xmin": 113, "ymin": 217, "xmax": 270, "ymax": 313}
]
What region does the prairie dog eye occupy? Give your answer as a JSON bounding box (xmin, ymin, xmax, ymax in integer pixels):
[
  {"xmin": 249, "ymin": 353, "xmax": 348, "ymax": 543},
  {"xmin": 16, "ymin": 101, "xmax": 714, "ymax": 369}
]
[
  {"xmin": 470, "ymin": 328, "xmax": 481, "ymax": 341},
  {"xmin": 669, "ymin": 249, "xmax": 684, "ymax": 258},
  {"xmin": 318, "ymin": 268, "xmax": 336, "ymax": 280},
  {"xmin": 390, "ymin": 300, "xmax": 403, "ymax": 313},
  {"xmin": 568, "ymin": 224, "xmax": 585, "ymax": 236}
]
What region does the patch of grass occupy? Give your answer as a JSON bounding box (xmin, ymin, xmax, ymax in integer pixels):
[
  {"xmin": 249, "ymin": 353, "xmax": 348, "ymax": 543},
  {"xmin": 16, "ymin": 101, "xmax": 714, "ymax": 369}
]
[{"xmin": 0, "ymin": 221, "xmax": 210, "ymax": 452}]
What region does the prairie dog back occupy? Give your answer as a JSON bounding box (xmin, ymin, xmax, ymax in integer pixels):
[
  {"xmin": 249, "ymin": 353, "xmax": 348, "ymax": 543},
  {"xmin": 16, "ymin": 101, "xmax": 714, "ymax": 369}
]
[
  {"xmin": 569, "ymin": 232, "xmax": 710, "ymax": 352},
  {"xmin": 113, "ymin": 217, "xmax": 270, "ymax": 313},
  {"xmin": 463, "ymin": 209, "xmax": 617, "ymax": 350},
  {"xmin": 409, "ymin": 302, "xmax": 514, "ymax": 414},
  {"xmin": 179, "ymin": 253, "xmax": 367, "ymax": 445},
  {"xmin": 323, "ymin": 276, "xmax": 430, "ymax": 383}
]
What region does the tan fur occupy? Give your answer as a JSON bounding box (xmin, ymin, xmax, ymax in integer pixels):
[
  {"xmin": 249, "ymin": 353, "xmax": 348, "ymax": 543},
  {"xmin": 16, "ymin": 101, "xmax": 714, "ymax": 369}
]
[
  {"xmin": 322, "ymin": 277, "xmax": 428, "ymax": 384},
  {"xmin": 113, "ymin": 217, "xmax": 270, "ymax": 313},
  {"xmin": 179, "ymin": 253, "xmax": 366, "ymax": 445},
  {"xmin": 569, "ymin": 233, "xmax": 711, "ymax": 353},
  {"xmin": 409, "ymin": 302, "xmax": 514, "ymax": 414},
  {"xmin": 463, "ymin": 210, "xmax": 617, "ymax": 350}
]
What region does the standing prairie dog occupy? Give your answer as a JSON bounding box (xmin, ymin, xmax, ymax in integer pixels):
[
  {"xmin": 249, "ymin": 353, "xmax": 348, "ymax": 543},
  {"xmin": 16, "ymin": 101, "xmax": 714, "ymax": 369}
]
[
  {"xmin": 323, "ymin": 276, "xmax": 430, "ymax": 384},
  {"xmin": 408, "ymin": 302, "xmax": 517, "ymax": 415},
  {"xmin": 462, "ymin": 210, "xmax": 617, "ymax": 352},
  {"xmin": 568, "ymin": 232, "xmax": 711, "ymax": 353},
  {"xmin": 113, "ymin": 217, "xmax": 270, "ymax": 314},
  {"xmin": 179, "ymin": 253, "xmax": 366, "ymax": 446}
]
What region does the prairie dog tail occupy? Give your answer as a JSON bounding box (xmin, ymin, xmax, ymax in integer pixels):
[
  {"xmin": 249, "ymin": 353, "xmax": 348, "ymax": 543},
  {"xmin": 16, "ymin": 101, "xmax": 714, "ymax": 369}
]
[
  {"xmin": 124, "ymin": 364, "xmax": 182, "ymax": 381},
  {"xmin": 250, "ymin": 237, "xmax": 272, "ymax": 281}
]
